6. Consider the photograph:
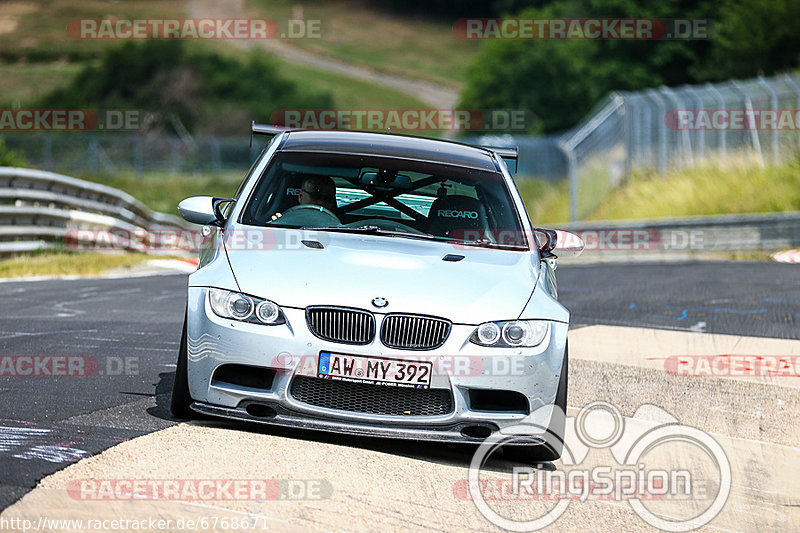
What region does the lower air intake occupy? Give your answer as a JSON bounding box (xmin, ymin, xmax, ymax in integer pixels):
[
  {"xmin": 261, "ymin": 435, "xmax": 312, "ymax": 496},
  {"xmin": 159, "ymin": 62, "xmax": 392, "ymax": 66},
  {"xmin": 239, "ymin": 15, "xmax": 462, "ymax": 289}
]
[{"xmin": 289, "ymin": 376, "xmax": 453, "ymax": 416}]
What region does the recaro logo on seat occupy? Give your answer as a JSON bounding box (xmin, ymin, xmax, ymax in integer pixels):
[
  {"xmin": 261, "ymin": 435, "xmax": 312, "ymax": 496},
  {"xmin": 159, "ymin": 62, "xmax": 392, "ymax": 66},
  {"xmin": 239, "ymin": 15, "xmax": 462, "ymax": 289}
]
[{"xmin": 438, "ymin": 210, "xmax": 479, "ymax": 219}]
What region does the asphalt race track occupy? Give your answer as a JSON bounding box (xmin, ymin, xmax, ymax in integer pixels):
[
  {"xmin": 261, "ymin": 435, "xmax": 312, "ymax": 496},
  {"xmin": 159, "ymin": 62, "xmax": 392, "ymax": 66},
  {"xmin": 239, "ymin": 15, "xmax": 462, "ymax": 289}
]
[
  {"xmin": 561, "ymin": 262, "xmax": 800, "ymax": 339},
  {"xmin": 0, "ymin": 261, "xmax": 798, "ymax": 524},
  {"xmin": 0, "ymin": 275, "xmax": 185, "ymax": 510}
]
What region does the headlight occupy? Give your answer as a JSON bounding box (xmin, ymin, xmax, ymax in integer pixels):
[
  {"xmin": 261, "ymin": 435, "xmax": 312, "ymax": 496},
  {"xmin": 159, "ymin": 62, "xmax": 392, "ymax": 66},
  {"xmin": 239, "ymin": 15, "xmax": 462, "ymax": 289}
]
[
  {"xmin": 476, "ymin": 322, "xmax": 501, "ymax": 345},
  {"xmin": 255, "ymin": 300, "xmax": 280, "ymax": 323},
  {"xmin": 208, "ymin": 289, "xmax": 285, "ymax": 325},
  {"xmin": 470, "ymin": 320, "xmax": 549, "ymax": 347}
]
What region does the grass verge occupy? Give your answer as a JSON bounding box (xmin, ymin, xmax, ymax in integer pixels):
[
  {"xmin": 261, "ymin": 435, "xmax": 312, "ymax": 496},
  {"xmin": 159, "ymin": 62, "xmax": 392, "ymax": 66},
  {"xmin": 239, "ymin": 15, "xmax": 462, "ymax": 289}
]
[
  {"xmin": 0, "ymin": 62, "xmax": 83, "ymax": 106},
  {"xmin": 591, "ymin": 156, "xmax": 800, "ymax": 220},
  {"xmin": 0, "ymin": 250, "xmax": 155, "ymax": 278},
  {"xmin": 517, "ymin": 156, "xmax": 800, "ymax": 225}
]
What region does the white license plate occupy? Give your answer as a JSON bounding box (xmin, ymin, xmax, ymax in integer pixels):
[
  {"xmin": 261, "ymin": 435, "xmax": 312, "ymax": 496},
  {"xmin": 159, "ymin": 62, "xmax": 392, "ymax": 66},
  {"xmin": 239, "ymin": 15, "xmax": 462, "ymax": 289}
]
[{"xmin": 317, "ymin": 352, "xmax": 432, "ymax": 389}]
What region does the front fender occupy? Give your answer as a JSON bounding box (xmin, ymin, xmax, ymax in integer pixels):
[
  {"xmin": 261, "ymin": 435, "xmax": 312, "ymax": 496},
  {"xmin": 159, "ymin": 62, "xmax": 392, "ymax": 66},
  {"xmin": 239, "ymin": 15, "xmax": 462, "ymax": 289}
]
[{"xmin": 517, "ymin": 269, "xmax": 569, "ymax": 325}]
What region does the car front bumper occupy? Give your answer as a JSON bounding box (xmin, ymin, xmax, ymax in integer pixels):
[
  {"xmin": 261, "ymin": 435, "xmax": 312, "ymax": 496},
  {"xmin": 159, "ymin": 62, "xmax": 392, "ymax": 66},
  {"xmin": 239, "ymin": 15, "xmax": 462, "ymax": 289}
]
[{"xmin": 186, "ymin": 287, "xmax": 568, "ymax": 443}]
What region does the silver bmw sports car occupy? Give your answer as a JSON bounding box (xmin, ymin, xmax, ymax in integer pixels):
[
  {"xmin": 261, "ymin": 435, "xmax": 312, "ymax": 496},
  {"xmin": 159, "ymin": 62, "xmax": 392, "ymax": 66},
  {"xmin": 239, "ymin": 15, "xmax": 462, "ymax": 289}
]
[{"xmin": 171, "ymin": 126, "xmax": 582, "ymax": 461}]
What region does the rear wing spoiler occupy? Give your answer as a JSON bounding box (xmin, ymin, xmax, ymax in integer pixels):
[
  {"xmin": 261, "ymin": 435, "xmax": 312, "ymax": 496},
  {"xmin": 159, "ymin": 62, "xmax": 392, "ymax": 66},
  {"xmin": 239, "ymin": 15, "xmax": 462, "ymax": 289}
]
[
  {"xmin": 250, "ymin": 121, "xmax": 520, "ymax": 172},
  {"xmin": 481, "ymin": 145, "xmax": 519, "ymax": 172},
  {"xmin": 250, "ymin": 121, "xmax": 292, "ymax": 148}
]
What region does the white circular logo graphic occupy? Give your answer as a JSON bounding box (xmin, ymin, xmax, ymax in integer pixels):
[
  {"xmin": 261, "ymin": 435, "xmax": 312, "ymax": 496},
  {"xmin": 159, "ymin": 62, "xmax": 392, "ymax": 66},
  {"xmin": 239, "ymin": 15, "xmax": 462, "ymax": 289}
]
[{"xmin": 466, "ymin": 402, "xmax": 732, "ymax": 532}]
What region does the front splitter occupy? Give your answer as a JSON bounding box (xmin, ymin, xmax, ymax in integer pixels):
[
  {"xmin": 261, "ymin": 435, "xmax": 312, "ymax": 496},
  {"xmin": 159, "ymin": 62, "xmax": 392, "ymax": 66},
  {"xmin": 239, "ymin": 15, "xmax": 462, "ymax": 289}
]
[{"xmin": 190, "ymin": 401, "xmax": 545, "ymax": 446}]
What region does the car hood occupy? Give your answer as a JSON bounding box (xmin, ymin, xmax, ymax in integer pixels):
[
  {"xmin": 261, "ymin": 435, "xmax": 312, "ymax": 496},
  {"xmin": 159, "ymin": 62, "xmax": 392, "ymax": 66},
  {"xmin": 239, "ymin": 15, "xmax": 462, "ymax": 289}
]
[{"xmin": 224, "ymin": 229, "xmax": 539, "ymax": 325}]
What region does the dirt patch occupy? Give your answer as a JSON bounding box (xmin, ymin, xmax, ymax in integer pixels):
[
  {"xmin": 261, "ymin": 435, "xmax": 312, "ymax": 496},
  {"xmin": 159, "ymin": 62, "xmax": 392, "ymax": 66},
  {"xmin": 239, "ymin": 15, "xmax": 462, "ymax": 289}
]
[{"xmin": 0, "ymin": 2, "xmax": 37, "ymax": 36}]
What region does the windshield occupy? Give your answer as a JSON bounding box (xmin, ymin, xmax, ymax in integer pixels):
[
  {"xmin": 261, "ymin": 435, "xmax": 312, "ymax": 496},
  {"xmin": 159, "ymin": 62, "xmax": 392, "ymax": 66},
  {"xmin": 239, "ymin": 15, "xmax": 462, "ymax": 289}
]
[{"xmin": 240, "ymin": 151, "xmax": 528, "ymax": 249}]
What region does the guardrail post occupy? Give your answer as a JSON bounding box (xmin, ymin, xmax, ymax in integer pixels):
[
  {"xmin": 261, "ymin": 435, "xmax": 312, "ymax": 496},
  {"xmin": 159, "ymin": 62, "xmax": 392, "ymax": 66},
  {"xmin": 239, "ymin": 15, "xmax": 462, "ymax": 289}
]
[
  {"xmin": 758, "ymin": 75, "xmax": 780, "ymax": 164},
  {"xmin": 784, "ymin": 74, "xmax": 800, "ymax": 149},
  {"xmin": 619, "ymin": 94, "xmax": 633, "ymax": 183},
  {"xmin": 641, "ymin": 95, "xmax": 654, "ymax": 169},
  {"xmin": 561, "ymin": 146, "xmax": 579, "ymax": 223},
  {"xmin": 625, "ymin": 93, "xmax": 640, "ymax": 172},
  {"xmin": 687, "ymin": 86, "xmax": 705, "ymax": 160},
  {"xmin": 660, "ymin": 86, "xmax": 692, "ymax": 168},
  {"xmin": 646, "ymin": 89, "xmax": 668, "ymax": 176},
  {"xmin": 705, "ymin": 83, "xmax": 726, "ymax": 157},
  {"xmin": 731, "ymin": 81, "xmax": 764, "ymax": 167}
]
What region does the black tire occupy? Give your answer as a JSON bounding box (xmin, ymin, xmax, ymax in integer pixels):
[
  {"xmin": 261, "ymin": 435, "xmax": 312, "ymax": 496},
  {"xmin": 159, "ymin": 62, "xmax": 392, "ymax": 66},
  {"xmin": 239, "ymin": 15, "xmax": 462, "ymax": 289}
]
[
  {"xmin": 505, "ymin": 346, "xmax": 568, "ymax": 463},
  {"xmin": 170, "ymin": 316, "xmax": 194, "ymax": 419}
]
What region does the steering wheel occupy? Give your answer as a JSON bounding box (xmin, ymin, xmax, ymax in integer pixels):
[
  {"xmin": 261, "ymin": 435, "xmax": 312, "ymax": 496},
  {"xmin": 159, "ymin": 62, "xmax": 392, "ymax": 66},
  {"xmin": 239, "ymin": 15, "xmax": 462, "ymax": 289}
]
[{"xmin": 273, "ymin": 204, "xmax": 340, "ymax": 226}]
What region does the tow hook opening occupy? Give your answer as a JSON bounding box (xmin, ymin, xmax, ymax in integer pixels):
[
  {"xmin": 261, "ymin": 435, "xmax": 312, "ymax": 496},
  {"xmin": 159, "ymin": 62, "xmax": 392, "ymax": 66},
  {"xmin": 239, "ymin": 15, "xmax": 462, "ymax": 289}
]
[
  {"xmin": 245, "ymin": 403, "xmax": 277, "ymax": 418},
  {"xmin": 461, "ymin": 425, "xmax": 492, "ymax": 439}
]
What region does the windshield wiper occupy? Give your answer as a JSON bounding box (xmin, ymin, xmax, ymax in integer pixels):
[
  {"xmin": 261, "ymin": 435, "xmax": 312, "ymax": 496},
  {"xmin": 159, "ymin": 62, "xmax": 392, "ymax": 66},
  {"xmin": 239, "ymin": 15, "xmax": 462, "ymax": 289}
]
[
  {"xmin": 299, "ymin": 225, "xmax": 381, "ymax": 233},
  {"xmin": 379, "ymin": 230, "xmax": 439, "ymax": 241},
  {"xmin": 454, "ymin": 238, "xmax": 528, "ymax": 251},
  {"xmin": 300, "ymin": 225, "xmax": 439, "ymax": 241}
]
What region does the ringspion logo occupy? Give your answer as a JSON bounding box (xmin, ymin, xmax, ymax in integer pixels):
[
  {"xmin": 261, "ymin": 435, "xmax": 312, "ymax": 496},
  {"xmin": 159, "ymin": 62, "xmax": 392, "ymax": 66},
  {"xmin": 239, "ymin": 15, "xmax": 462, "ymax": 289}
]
[{"xmin": 464, "ymin": 402, "xmax": 731, "ymax": 531}]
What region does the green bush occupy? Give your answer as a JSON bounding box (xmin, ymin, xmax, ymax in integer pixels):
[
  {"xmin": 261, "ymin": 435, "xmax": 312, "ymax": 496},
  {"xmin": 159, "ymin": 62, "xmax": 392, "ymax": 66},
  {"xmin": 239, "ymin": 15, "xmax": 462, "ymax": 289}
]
[
  {"xmin": 0, "ymin": 138, "xmax": 27, "ymax": 167},
  {"xmin": 39, "ymin": 40, "xmax": 333, "ymax": 135},
  {"xmin": 697, "ymin": 0, "xmax": 800, "ymax": 80},
  {"xmin": 460, "ymin": 0, "xmax": 799, "ymax": 133}
]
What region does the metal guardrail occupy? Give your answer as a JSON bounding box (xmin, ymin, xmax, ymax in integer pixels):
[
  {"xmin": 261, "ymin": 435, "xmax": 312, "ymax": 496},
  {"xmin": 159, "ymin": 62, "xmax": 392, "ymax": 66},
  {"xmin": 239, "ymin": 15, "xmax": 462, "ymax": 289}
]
[
  {"xmin": 558, "ymin": 211, "xmax": 800, "ymax": 261},
  {"xmin": 0, "ymin": 167, "xmax": 188, "ymax": 255}
]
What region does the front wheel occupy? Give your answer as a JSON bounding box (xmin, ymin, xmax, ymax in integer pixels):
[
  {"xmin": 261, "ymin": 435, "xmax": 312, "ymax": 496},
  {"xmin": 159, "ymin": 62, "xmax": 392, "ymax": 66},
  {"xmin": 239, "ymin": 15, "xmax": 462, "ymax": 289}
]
[
  {"xmin": 505, "ymin": 347, "xmax": 568, "ymax": 463},
  {"xmin": 170, "ymin": 316, "xmax": 194, "ymax": 419}
]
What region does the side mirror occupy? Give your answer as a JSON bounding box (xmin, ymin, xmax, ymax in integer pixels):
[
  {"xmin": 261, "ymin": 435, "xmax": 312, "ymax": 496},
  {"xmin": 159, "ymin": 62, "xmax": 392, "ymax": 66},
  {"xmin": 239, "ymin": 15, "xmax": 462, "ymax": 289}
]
[
  {"xmin": 178, "ymin": 196, "xmax": 234, "ymax": 226},
  {"xmin": 534, "ymin": 228, "xmax": 584, "ymax": 257},
  {"xmin": 554, "ymin": 230, "xmax": 585, "ymax": 257},
  {"xmin": 534, "ymin": 228, "xmax": 558, "ymax": 254}
]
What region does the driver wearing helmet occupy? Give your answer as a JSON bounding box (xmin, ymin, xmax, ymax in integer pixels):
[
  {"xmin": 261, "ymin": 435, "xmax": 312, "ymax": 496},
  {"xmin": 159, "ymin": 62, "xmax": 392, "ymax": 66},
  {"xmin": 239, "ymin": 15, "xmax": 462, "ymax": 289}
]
[
  {"xmin": 271, "ymin": 175, "xmax": 337, "ymax": 221},
  {"xmin": 298, "ymin": 175, "xmax": 337, "ymax": 211}
]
